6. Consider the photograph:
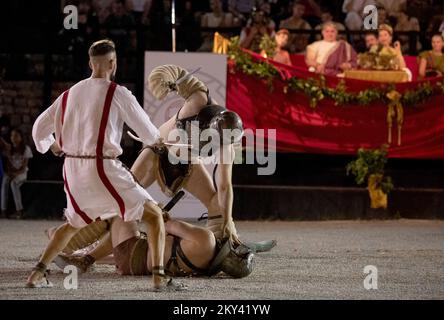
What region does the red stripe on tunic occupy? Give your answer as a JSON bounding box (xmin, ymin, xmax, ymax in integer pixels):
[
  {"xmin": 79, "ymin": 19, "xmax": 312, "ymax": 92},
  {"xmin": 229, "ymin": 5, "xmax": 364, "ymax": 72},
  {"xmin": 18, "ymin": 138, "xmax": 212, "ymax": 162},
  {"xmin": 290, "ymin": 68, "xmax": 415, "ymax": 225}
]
[
  {"xmin": 63, "ymin": 167, "xmax": 92, "ymax": 224},
  {"xmin": 59, "ymin": 90, "xmax": 69, "ymax": 148},
  {"xmin": 95, "ymin": 82, "xmax": 126, "ymax": 218}
]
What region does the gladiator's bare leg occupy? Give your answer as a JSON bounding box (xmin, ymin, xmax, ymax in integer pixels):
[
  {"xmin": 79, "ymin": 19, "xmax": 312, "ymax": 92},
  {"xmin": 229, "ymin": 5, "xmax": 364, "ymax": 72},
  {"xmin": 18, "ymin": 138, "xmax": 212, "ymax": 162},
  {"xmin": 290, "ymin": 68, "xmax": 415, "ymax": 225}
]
[
  {"xmin": 132, "ymin": 147, "xmax": 219, "ymax": 216},
  {"xmin": 132, "ymin": 149, "xmax": 177, "ymax": 278},
  {"xmin": 140, "ymin": 200, "xmax": 166, "ymax": 289},
  {"xmin": 131, "ymin": 148, "xmax": 158, "ymax": 188},
  {"xmin": 53, "ymin": 218, "xmax": 134, "ymax": 272},
  {"xmin": 46, "ymin": 220, "xmax": 110, "ymax": 254},
  {"xmin": 27, "ymin": 223, "xmax": 79, "ymax": 287}
]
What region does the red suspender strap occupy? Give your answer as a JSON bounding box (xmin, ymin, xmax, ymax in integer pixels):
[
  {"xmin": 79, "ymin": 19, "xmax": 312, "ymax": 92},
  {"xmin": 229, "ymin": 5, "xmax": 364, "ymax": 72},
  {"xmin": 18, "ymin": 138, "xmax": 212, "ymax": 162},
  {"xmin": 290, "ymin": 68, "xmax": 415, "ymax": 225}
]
[
  {"xmin": 63, "ymin": 167, "xmax": 92, "ymax": 224},
  {"xmin": 59, "ymin": 90, "xmax": 70, "ymax": 148},
  {"xmin": 95, "ymin": 82, "xmax": 126, "ymax": 218}
]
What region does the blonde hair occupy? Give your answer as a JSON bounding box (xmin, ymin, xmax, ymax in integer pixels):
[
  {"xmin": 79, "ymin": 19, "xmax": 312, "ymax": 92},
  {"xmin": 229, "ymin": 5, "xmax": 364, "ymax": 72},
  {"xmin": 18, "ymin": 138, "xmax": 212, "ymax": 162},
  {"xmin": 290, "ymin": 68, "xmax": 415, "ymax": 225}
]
[
  {"xmin": 379, "ymin": 24, "xmax": 393, "ymax": 36},
  {"xmin": 322, "ymin": 21, "xmax": 338, "ymax": 32},
  {"xmin": 148, "ymin": 65, "xmax": 207, "ymax": 101}
]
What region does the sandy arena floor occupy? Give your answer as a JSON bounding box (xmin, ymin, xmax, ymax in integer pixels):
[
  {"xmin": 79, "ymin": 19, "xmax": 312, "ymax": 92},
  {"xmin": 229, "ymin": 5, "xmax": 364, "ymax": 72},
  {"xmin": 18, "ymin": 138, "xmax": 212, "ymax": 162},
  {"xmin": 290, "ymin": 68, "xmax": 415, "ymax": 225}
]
[{"xmin": 0, "ymin": 219, "xmax": 443, "ymax": 300}]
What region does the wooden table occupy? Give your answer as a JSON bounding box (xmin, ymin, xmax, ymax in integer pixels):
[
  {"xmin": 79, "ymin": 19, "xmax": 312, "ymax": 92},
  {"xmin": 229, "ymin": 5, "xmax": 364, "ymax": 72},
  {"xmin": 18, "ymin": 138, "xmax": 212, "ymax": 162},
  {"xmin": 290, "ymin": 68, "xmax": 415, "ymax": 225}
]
[{"xmin": 344, "ymin": 70, "xmax": 409, "ymax": 83}]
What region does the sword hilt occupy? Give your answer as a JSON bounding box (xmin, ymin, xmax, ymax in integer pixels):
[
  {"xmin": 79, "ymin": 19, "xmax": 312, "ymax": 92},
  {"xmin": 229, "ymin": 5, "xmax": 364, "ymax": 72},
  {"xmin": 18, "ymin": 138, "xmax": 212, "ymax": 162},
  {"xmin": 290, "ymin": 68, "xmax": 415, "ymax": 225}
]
[{"xmin": 163, "ymin": 190, "xmax": 185, "ymax": 213}]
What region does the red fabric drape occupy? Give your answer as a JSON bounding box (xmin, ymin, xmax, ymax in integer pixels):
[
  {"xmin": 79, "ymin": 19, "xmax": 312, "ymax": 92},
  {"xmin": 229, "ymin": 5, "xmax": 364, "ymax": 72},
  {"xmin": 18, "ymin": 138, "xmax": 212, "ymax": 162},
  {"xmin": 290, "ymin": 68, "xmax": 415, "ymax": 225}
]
[{"xmin": 226, "ymin": 52, "xmax": 444, "ymax": 158}]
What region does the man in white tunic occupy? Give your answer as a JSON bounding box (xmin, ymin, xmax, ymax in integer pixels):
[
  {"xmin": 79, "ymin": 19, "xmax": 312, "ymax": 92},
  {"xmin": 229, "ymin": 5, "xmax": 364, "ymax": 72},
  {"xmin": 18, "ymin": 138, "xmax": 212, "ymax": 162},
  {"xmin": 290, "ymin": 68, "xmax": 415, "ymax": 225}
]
[
  {"xmin": 306, "ymin": 22, "xmax": 357, "ymax": 76},
  {"xmin": 26, "ymin": 40, "xmax": 178, "ymax": 290}
]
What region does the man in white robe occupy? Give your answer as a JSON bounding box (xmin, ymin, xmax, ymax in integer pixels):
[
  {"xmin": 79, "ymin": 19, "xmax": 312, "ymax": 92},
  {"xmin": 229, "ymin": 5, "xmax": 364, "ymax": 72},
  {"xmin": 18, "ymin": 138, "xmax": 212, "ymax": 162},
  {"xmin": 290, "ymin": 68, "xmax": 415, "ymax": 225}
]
[
  {"xmin": 26, "ymin": 40, "xmax": 180, "ymax": 291},
  {"xmin": 306, "ymin": 22, "xmax": 357, "ymax": 76}
]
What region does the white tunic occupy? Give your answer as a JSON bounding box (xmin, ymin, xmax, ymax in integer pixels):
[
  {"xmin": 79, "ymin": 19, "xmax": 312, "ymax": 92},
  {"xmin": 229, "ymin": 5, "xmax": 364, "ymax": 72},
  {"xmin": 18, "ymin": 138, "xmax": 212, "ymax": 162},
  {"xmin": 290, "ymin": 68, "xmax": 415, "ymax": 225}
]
[
  {"xmin": 306, "ymin": 40, "xmax": 338, "ymax": 65},
  {"xmin": 32, "ymin": 78, "xmax": 160, "ymax": 228}
]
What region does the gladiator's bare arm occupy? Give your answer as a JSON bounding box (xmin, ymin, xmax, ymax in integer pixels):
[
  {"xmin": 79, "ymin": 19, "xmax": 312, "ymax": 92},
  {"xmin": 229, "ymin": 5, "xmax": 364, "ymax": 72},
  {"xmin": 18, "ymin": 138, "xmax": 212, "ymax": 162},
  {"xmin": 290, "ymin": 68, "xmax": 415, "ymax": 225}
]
[
  {"xmin": 215, "ymin": 145, "xmax": 240, "ymax": 242},
  {"xmin": 217, "ymin": 164, "xmax": 234, "ymax": 223},
  {"xmin": 216, "ymin": 145, "xmax": 235, "ymax": 222}
]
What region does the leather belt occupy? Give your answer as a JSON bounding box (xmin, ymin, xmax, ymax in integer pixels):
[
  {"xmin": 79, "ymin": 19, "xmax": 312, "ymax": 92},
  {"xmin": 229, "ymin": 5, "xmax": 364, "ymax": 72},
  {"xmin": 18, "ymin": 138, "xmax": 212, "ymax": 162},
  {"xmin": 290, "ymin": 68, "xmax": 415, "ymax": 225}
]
[{"xmin": 65, "ymin": 154, "xmax": 116, "ymax": 160}]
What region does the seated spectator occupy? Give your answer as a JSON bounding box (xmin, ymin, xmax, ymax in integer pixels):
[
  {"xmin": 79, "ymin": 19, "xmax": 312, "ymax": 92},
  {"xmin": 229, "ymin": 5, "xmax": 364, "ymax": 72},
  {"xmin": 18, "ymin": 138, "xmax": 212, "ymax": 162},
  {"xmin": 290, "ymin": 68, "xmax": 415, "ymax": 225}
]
[
  {"xmin": 377, "ymin": 24, "xmax": 406, "ymax": 68},
  {"xmin": 376, "ymin": 24, "xmax": 410, "ymax": 80},
  {"xmin": 103, "ymin": 0, "xmax": 136, "ymax": 74},
  {"xmin": 229, "ymin": 0, "xmax": 256, "ymax": 24},
  {"xmin": 418, "ymin": 34, "xmax": 444, "ymax": 79},
  {"xmin": 305, "ymin": 22, "xmax": 357, "ymax": 76},
  {"xmin": 315, "ymin": 9, "xmax": 346, "ymax": 40},
  {"xmin": 78, "ymin": 1, "xmax": 100, "ymax": 32},
  {"xmin": 260, "ymin": 28, "xmax": 292, "ymax": 66},
  {"xmin": 240, "ymin": 8, "xmax": 276, "ymax": 53},
  {"xmin": 377, "ymin": 6, "xmax": 391, "ymax": 26},
  {"xmin": 103, "ymin": 0, "xmax": 136, "ymax": 50},
  {"xmin": 376, "ymin": 0, "xmax": 406, "ymax": 19},
  {"xmin": 364, "ymin": 31, "xmax": 379, "ymax": 51},
  {"xmin": 279, "ymin": 1, "xmax": 311, "ymax": 53},
  {"xmin": 92, "ymin": 0, "xmax": 114, "ymax": 24},
  {"xmin": 270, "ymin": 0, "xmax": 293, "ymax": 28},
  {"xmin": 250, "ymin": 1, "xmax": 276, "ymax": 31},
  {"xmin": 0, "ymin": 129, "xmax": 32, "ymax": 219},
  {"xmin": 202, "ymin": 0, "xmax": 234, "ymax": 27},
  {"xmin": 299, "ymin": 0, "xmax": 322, "ymax": 27},
  {"xmin": 394, "ymin": 10, "xmax": 421, "ymax": 53},
  {"xmin": 342, "ymin": 0, "xmax": 376, "ymax": 31},
  {"xmin": 199, "ymin": 0, "xmax": 236, "ymax": 52}
]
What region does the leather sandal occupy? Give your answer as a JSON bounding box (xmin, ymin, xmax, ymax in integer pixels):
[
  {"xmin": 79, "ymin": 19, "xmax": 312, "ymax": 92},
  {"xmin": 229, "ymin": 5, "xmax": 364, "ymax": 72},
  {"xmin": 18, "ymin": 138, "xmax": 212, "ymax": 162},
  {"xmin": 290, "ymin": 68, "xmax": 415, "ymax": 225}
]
[
  {"xmin": 26, "ymin": 262, "xmax": 54, "ymax": 288},
  {"xmin": 152, "ymin": 266, "xmax": 188, "ymax": 292}
]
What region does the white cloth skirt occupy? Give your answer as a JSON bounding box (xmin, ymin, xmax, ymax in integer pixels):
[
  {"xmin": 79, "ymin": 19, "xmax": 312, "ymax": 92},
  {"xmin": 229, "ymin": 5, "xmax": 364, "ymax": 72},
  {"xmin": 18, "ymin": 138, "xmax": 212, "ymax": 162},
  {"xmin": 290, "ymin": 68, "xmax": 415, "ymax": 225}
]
[{"xmin": 63, "ymin": 158, "xmax": 153, "ymax": 228}]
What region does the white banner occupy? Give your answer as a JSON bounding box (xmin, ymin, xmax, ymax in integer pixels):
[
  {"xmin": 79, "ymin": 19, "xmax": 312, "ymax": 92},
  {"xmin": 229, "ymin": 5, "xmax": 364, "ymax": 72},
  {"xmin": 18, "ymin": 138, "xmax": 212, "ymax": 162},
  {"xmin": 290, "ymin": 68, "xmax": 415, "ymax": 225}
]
[{"xmin": 143, "ymin": 52, "xmax": 227, "ymax": 219}]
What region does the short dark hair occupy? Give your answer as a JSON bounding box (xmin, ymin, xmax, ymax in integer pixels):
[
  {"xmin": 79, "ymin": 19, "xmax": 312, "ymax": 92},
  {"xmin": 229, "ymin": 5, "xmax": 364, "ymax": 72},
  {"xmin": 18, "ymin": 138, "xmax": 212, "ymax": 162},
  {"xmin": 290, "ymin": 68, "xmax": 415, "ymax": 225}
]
[
  {"xmin": 365, "ymin": 31, "xmax": 378, "ymax": 38},
  {"xmin": 88, "ymin": 39, "xmax": 116, "ymax": 57}
]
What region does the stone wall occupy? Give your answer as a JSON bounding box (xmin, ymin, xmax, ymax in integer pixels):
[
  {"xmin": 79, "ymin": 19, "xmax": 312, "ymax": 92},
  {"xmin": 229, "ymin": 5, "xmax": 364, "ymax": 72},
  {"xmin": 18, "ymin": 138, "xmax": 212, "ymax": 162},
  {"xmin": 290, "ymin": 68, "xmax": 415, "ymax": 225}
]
[{"xmin": 0, "ymin": 81, "xmax": 44, "ymax": 145}]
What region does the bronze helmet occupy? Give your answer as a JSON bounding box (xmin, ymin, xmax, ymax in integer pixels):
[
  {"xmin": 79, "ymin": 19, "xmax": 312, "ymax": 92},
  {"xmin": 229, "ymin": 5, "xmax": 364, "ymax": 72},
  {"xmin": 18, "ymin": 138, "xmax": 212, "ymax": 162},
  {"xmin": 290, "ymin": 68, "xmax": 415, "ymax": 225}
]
[
  {"xmin": 219, "ymin": 249, "xmax": 254, "ymax": 278},
  {"xmin": 189, "ymin": 105, "xmax": 244, "ymax": 157},
  {"xmin": 207, "ymin": 238, "xmax": 255, "ymax": 278},
  {"xmin": 208, "ymin": 110, "xmax": 244, "ymax": 145}
]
